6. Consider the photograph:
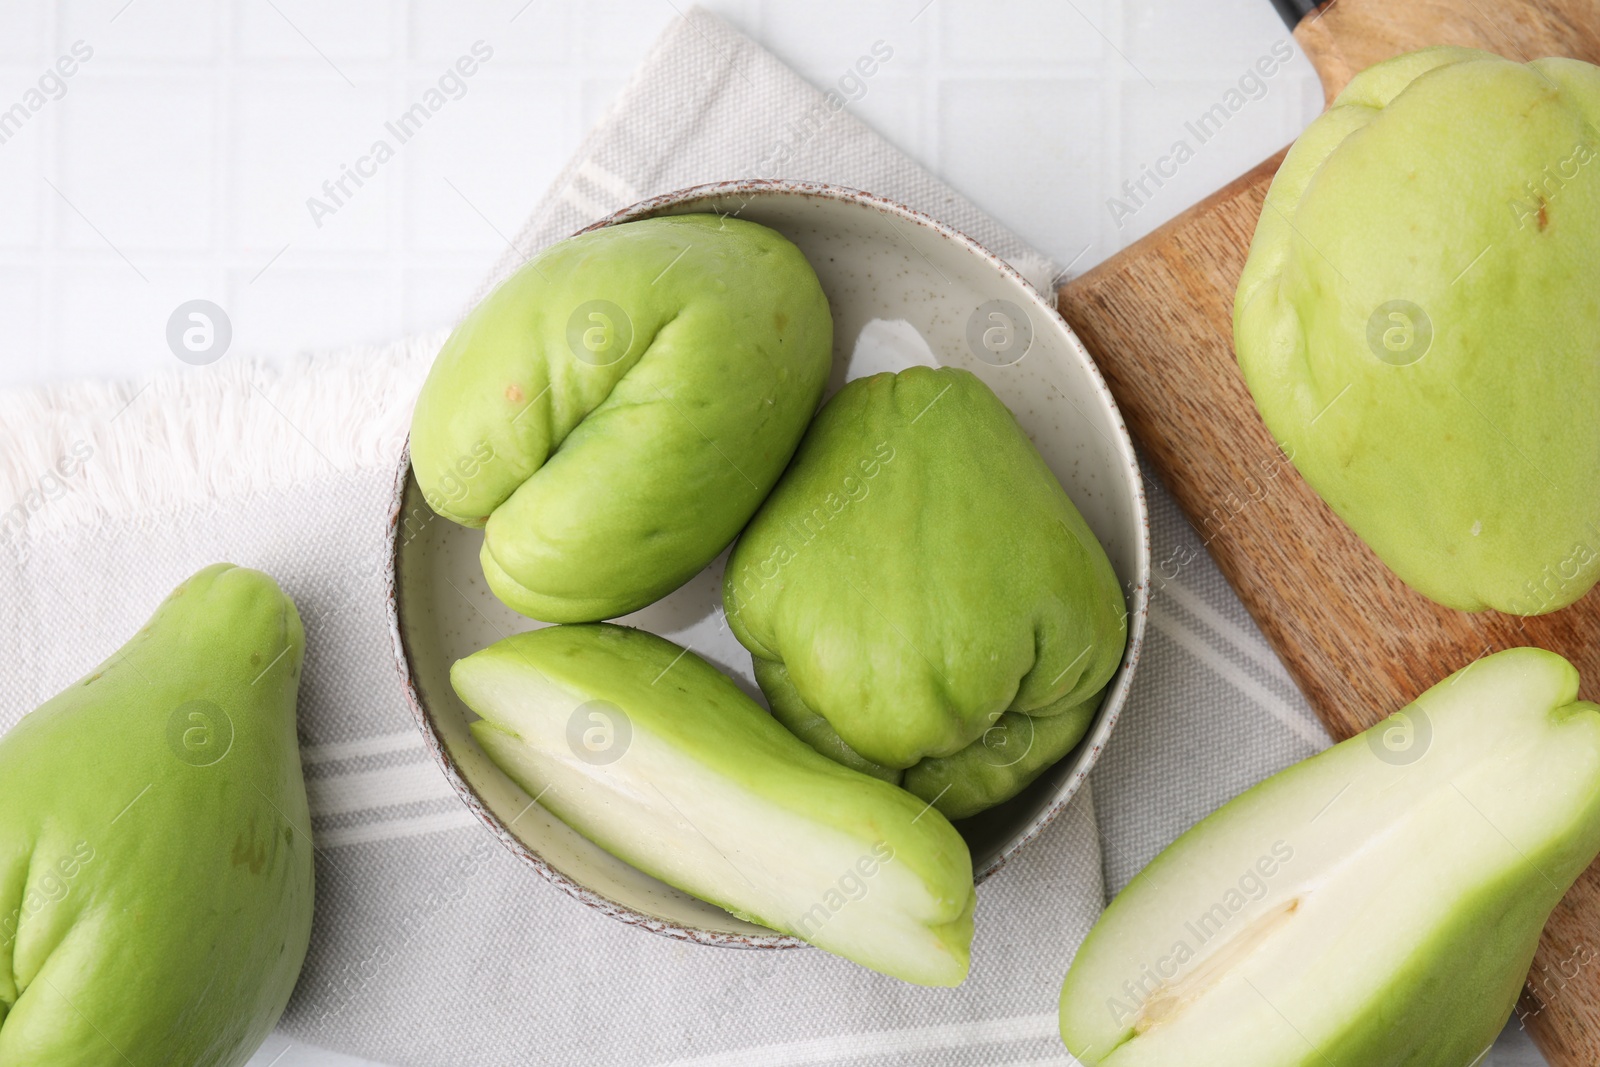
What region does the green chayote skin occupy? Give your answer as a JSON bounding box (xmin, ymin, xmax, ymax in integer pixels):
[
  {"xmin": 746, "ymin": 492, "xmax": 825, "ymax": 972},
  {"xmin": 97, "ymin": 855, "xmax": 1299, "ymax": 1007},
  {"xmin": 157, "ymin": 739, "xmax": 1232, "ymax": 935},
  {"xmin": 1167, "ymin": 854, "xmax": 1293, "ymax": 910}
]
[
  {"xmin": 902, "ymin": 691, "xmax": 1103, "ymax": 821},
  {"xmin": 756, "ymin": 656, "xmax": 1105, "ymax": 819},
  {"xmin": 753, "ymin": 657, "xmax": 901, "ymax": 784},
  {"xmin": 724, "ymin": 367, "xmax": 1127, "ymax": 817},
  {"xmin": 410, "ymin": 214, "xmax": 833, "ymax": 623},
  {"xmin": 0, "ymin": 564, "xmax": 313, "ymax": 1065},
  {"xmin": 1235, "ymin": 47, "xmax": 1600, "ymax": 615}
]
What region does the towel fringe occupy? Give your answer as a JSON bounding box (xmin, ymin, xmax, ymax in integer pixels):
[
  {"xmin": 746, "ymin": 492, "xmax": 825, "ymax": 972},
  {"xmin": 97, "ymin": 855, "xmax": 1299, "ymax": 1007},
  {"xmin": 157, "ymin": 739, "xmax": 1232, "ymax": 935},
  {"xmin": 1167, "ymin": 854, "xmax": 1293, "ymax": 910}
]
[{"xmin": 0, "ymin": 332, "xmax": 444, "ymax": 546}]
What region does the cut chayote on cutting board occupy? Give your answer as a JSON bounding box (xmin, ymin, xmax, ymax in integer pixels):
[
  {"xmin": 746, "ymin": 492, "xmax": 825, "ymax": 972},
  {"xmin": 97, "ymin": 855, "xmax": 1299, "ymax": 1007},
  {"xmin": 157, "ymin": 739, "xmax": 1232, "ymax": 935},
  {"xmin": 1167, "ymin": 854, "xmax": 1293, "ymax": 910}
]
[
  {"xmin": 1234, "ymin": 47, "xmax": 1600, "ymax": 615},
  {"xmin": 723, "ymin": 366, "xmax": 1127, "ymax": 819},
  {"xmin": 1060, "ymin": 648, "xmax": 1600, "ymax": 1065}
]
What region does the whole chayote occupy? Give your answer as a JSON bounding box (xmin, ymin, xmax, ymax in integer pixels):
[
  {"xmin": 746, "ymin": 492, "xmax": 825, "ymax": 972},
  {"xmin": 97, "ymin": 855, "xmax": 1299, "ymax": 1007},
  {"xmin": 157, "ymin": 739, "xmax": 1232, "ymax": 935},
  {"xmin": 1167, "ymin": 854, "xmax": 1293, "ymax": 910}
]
[
  {"xmin": 0, "ymin": 565, "xmax": 312, "ymax": 1065},
  {"xmin": 411, "ymin": 214, "xmax": 833, "ymax": 622},
  {"xmin": 723, "ymin": 366, "xmax": 1127, "ymax": 818},
  {"xmin": 1235, "ymin": 47, "xmax": 1600, "ymax": 615}
]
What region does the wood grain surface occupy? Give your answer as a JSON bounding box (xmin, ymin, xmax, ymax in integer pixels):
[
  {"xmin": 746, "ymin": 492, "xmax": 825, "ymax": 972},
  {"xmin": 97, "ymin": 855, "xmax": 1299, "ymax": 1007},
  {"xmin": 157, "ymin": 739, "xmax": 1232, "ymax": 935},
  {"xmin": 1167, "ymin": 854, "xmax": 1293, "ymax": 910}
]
[{"xmin": 1055, "ymin": 0, "xmax": 1600, "ymax": 1061}]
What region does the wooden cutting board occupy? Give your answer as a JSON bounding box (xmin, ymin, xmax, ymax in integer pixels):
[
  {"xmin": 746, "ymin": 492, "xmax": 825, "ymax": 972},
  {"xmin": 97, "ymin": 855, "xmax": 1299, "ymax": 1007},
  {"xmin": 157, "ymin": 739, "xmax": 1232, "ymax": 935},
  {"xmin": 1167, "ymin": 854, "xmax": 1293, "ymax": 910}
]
[{"xmin": 1056, "ymin": 0, "xmax": 1600, "ymax": 1061}]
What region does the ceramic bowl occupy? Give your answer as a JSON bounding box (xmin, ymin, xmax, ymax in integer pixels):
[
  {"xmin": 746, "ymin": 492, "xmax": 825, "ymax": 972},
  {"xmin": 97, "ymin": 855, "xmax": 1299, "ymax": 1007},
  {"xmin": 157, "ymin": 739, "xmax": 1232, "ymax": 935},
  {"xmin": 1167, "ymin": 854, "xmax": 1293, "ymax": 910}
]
[{"xmin": 386, "ymin": 180, "xmax": 1150, "ymax": 948}]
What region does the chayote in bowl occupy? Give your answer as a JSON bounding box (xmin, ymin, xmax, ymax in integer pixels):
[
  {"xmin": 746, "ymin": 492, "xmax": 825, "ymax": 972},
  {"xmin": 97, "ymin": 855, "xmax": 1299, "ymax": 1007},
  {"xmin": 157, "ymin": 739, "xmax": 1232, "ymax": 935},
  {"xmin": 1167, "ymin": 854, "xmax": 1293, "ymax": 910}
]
[
  {"xmin": 1234, "ymin": 47, "xmax": 1600, "ymax": 615},
  {"xmin": 411, "ymin": 214, "xmax": 833, "ymax": 622},
  {"xmin": 723, "ymin": 366, "xmax": 1127, "ymax": 818},
  {"xmin": 455, "ymin": 624, "xmax": 975, "ymax": 986}
]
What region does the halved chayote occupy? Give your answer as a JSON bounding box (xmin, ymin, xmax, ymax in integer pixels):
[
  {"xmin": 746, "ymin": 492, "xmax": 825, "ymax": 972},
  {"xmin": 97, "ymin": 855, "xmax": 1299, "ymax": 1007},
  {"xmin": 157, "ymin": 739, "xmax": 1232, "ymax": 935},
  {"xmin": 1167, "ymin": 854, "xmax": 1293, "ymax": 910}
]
[{"xmin": 454, "ymin": 623, "xmax": 976, "ymax": 986}]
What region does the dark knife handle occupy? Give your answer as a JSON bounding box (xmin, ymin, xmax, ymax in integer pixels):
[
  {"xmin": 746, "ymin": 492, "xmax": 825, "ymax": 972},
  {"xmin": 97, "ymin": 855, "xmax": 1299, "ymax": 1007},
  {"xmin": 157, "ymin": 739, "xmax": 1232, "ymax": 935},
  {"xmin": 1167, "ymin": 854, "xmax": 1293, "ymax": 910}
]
[{"xmin": 1269, "ymin": 0, "xmax": 1323, "ymax": 31}]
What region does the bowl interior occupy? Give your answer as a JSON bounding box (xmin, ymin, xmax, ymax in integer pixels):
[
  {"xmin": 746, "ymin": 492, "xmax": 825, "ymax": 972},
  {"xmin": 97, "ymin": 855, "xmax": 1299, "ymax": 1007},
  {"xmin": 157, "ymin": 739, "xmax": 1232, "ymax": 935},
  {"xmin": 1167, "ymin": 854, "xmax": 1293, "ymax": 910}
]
[{"xmin": 391, "ymin": 182, "xmax": 1150, "ymax": 947}]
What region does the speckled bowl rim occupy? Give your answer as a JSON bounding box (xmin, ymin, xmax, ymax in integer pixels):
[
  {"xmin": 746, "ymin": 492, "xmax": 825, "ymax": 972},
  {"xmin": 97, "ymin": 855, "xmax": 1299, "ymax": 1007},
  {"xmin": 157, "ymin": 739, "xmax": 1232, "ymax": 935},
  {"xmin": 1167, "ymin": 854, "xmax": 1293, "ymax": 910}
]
[{"xmin": 385, "ymin": 178, "xmax": 1151, "ymax": 950}]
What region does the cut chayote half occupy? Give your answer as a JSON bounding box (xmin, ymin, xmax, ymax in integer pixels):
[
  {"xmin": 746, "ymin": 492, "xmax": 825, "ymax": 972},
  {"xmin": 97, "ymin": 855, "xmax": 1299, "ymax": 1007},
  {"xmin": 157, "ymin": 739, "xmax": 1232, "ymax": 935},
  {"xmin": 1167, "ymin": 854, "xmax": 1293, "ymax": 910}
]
[
  {"xmin": 455, "ymin": 624, "xmax": 976, "ymax": 986},
  {"xmin": 1061, "ymin": 648, "xmax": 1600, "ymax": 1065},
  {"xmin": 411, "ymin": 215, "xmax": 833, "ymax": 622},
  {"xmin": 724, "ymin": 366, "xmax": 1126, "ymax": 818}
]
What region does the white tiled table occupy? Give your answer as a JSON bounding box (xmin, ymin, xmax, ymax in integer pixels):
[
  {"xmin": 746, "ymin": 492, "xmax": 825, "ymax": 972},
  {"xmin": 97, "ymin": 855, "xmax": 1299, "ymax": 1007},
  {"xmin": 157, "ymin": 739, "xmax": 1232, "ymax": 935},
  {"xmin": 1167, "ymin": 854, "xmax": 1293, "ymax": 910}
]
[{"xmin": 0, "ymin": 0, "xmax": 1551, "ymax": 1063}]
